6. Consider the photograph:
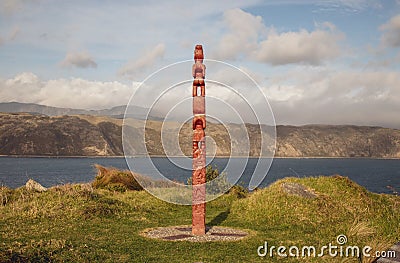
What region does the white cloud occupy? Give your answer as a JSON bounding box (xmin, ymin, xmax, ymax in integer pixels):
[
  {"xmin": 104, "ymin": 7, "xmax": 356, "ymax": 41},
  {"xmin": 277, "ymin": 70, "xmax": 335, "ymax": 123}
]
[
  {"xmin": 0, "ymin": 26, "xmax": 20, "ymax": 46},
  {"xmin": 60, "ymin": 51, "xmax": 97, "ymax": 68},
  {"xmin": 267, "ymin": 84, "xmax": 303, "ymax": 102},
  {"xmin": 212, "ymin": 8, "xmax": 344, "ymax": 65},
  {"xmin": 266, "ymin": 68, "xmax": 400, "ymax": 128},
  {"xmin": 118, "ymin": 43, "xmax": 165, "ymax": 79},
  {"xmin": 380, "ymin": 14, "xmax": 400, "ymax": 47},
  {"xmin": 212, "ymin": 8, "xmax": 266, "ymax": 60},
  {"xmin": 2, "ymin": 68, "xmax": 399, "ymax": 128},
  {"xmin": 313, "ymin": 0, "xmax": 383, "ymax": 13},
  {"xmin": 0, "ymin": 0, "xmax": 24, "ymax": 14},
  {"xmin": 0, "ymin": 1, "xmax": 261, "ymax": 59},
  {"xmin": 9, "ymin": 26, "xmax": 20, "ymax": 40},
  {"xmin": 0, "ymin": 72, "xmax": 137, "ymax": 110},
  {"xmin": 0, "ymin": 1, "xmax": 398, "ymax": 129},
  {"xmin": 254, "ymin": 22, "xmax": 343, "ymax": 65}
]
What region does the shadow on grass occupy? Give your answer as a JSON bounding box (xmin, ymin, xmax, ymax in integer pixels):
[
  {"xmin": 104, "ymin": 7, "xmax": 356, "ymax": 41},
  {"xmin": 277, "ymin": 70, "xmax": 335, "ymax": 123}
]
[{"xmin": 208, "ymin": 209, "xmax": 230, "ymax": 227}]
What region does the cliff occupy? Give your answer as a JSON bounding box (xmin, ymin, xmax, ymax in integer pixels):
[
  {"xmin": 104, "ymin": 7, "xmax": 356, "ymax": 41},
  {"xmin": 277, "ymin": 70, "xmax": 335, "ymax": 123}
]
[
  {"xmin": 275, "ymin": 125, "xmax": 400, "ymax": 158},
  {"xmin": 0, "ymin": 113, "xmax": 123, "ymax": 156},
  {"xmin": 1, "ymin": 113, "xmax": 400, "ymax": 158}
]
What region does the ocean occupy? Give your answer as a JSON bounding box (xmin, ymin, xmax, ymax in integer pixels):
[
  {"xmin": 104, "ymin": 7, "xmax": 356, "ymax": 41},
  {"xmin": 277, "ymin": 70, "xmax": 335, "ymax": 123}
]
[{"xmin": 0, "ymin": 157, "xmax": 399, "ymax": 194}]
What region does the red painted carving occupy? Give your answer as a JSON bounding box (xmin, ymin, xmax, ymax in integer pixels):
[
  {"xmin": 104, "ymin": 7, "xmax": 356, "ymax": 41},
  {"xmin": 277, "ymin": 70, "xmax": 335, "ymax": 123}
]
[
  {"xmin": 193, "ymin": 182, "xmax": 206, "ymax": 202},
  {"xmin": 192, "ymin": 62, "xmax": 206, "ymax": 79},
  {"xmin": 193, "ymin": 125, "xmax": 205, "ymax": 143},
  {"xmin": 192, "ymin": 115, "xmax": 206, "ymax": 129},
  {"xmin": 192, "ymin": 169, "xmax": 202, "ymax": 184},
  {"xmin": 192, "ymin": 45, "xmax": 206, "ymax": 97},
  {"xmin": 192, "ymin": 45, "xmax": 206, "ymax": 235},
  {"xmin": 194, "ymin": 45, "xmax": 204, "ymax": 61},
  {"xmin": 192, "ymin": 79, "xmax": 205, "ymax": 97},
  {"xmin": 192, "ymin": 155, "xmax": 205, "ymax": 170},
  {"xmin": 193, "ymin": 142, "xmax": 201, "ymax": 158},
  {"xmin": 193, "ymin": 162, "xmax": 205, "ymax": 172},
  {"xmin": 200, "ymin": 140, "xmax": 206, "ymax": 158},
  {"xmin": 192, "ymin": 203, "xmax": 206, "ymax": 235},
  {"xmin": 193, "ymin": 96, "xmax": 205, "ymax": 115}
]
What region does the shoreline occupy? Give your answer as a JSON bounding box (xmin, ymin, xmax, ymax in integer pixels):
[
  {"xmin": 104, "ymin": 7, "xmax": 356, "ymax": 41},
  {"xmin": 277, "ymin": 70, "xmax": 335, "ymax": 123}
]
[{"xmin": 1, "ymin": 155, "xmax": 400, "ymax": 160}]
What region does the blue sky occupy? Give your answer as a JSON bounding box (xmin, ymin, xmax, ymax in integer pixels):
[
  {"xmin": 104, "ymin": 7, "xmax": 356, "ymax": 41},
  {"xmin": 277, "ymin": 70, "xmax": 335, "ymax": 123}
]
[{"xmin": 0, "ymin": 0, "xmax": 400, "ymax": 128}]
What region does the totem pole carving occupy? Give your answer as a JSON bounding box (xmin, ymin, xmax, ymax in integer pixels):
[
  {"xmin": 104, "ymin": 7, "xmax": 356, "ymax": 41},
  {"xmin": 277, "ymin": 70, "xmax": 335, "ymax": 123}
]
[{"xmin": 192, "ymin": 45, "xmax": 206, "ymax": 235}]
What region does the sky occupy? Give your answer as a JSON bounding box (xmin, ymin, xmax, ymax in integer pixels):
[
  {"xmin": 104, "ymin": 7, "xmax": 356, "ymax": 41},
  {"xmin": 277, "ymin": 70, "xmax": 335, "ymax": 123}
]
[{"xmin": 0, "ymin": 0, "xmax": 400, "ymax": 128}]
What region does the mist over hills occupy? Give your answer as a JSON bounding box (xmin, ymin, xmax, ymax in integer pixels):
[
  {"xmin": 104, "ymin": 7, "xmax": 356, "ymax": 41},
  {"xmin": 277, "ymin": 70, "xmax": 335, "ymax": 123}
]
[{"xmin": 0, "ymin": 102, "xmax": 162, "ymax": 120}]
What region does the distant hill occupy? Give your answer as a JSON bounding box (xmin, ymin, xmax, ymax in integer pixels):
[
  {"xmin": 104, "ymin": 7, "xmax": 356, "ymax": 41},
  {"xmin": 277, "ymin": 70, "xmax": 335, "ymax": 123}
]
[
  {"xmin": 275, "ymin": 124, "xmax": 400, "ymax": 158},
  {"xmin": 0, "ymin": 102, "xmax": 161, "ymax": 120},
  {"xmin": 0, "ymin": 112, "xmax": 399, "ymax": 158}
]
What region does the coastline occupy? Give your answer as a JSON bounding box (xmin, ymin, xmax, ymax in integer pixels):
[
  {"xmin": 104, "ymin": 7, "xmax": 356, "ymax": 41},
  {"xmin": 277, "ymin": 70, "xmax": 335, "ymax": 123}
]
[
  {"xmin": 0, "ymin": 155, "xmax": 126, "ymax": 158},
  {"xmin": 1, "ymin": 155, "xmax": 399, "ymax": 160}
]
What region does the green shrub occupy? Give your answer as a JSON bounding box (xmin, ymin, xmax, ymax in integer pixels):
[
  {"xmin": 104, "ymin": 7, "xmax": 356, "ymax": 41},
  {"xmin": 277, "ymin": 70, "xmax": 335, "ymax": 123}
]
[
  {"xmin": 187, "ymin": 165, "xmax": 234, "ymax": 195},
  {"xmin": 228, "ymin": 184, "xmax": 249, "ymax": 198}
]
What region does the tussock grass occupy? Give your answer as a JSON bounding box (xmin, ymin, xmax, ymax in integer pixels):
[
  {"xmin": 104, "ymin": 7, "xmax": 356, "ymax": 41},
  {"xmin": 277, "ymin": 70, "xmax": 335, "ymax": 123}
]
[
  {"xmin": 0, "ymin": 173, "xmax": 398, "ymax": 262},
  {"xmin": 92, "ymin": 164, "xmax": 144, "ymax": 191},
  {"xmin": 230, "ymin": 175, "xmax": 399, "ymax": 262},
  {"xmin": 0, "ymin": 186, "xmax": 14, "ymax": 206},
  {"xmin": 92, "ymin": 165, "xmax": 176, "ymax": 192}
]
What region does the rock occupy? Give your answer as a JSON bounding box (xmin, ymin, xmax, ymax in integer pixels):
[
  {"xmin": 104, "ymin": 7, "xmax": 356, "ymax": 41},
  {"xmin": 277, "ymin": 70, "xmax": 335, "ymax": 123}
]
[
  {"xmin": 25, "ymin": 179, "xmax": 47, "ymax": 192},
  {"xmin": 281, "ymin": 182, "xmax": 317, "ymax": 199}
]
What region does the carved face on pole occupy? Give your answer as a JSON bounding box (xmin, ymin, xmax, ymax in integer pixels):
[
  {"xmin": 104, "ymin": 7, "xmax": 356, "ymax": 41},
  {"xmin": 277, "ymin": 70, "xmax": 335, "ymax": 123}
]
[
  {"xmin": 194, "ymin": 45, "xmax": 204, "ymax": 62},
  {"xmin": 195, "ymin": 121, "xmax": 203, "ymax": 130},
  {"xmin": 193, "ymin": 116, "xmax": 206, "ymax": 130}
]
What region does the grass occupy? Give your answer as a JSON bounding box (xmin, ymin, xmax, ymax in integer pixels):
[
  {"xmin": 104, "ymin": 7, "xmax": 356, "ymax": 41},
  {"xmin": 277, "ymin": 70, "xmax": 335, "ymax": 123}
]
[
  {"xmin": 0, "ymin": 169, "xmax": 399, "ymax": 262},
  {"xmin": 92, "ymin": 164, "xmax": 144, "ymax": 191}
]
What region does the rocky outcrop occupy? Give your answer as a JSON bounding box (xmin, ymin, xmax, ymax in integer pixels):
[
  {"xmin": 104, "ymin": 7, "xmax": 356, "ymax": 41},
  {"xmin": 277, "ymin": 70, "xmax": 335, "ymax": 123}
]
[
  {"xmin": 281, "ymin": 182, "xmax": 317, "ymax": 199},
  {"xmin": 25, "ymin": 179, "xmax": 47, "ymax": 192}
]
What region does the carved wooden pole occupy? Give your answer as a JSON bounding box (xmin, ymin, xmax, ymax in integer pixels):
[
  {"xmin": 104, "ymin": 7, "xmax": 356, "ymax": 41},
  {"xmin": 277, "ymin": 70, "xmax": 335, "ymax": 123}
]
[{"xmin": 192, "ymin": 44, "xmax": 206, "ymax": 235}]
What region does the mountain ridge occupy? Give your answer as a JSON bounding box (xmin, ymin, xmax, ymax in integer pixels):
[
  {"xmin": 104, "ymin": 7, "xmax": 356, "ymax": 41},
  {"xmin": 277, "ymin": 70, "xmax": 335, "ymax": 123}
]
[
  {"xmin": 1, "ymin": 112, "xmax": 399, "ymax": 158},
  {"xmin": 0, "ymin": 102, "xmax": 164, "ymax": 120}
]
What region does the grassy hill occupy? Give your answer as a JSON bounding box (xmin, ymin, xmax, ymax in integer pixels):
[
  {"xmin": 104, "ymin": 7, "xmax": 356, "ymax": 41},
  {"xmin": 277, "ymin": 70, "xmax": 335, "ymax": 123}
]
[{"xmin": 0, "ymin": 168, "xmax": 398, "ymax": 262}]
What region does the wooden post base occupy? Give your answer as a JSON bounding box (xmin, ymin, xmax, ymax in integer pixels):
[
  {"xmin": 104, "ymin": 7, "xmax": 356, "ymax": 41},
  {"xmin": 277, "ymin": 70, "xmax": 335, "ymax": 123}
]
[{"xmin": 192, "ymin": 202, "xmax": 206, "ymax": 235}]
